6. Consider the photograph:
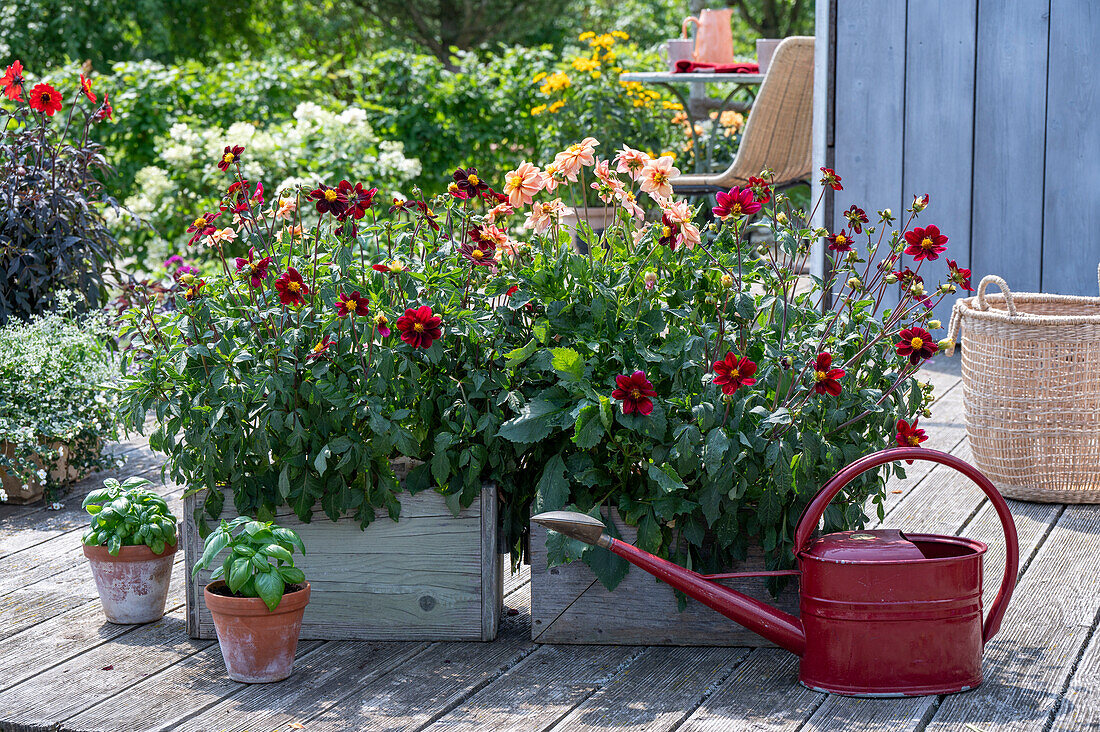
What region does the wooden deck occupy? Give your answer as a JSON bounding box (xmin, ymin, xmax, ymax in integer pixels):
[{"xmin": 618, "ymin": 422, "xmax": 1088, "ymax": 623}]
[{"xmin": 2, "ymin": 356, "xmax": 1099, "ymax": 731}]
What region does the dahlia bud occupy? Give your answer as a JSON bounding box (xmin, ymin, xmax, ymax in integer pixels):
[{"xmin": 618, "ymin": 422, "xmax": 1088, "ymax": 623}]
[
  {"xmin": 643, "ymin": 271, "xmax": 658, "ymax": 290},
  {"xmin": 922, "ymin": 408, "xmax": 932, "ymax": 418},
  {"xmin": 179, "ymin": 273, "xmax": 196, "ymax": 284},
  {"xmin": 720, "ymin": 273, "xmax": 734, "ymax": 288},
  {"xmin": 705, "ymin": 295, "xmax": 717, "ymax": 305},
  {"xmin": 781, "ymin": 356, "xmax": 792, "ymax": 369},
  {"xmin": 884, "ymin": 273, "xmax": 898, "ymax": 284},
  {"xmin": 941, "ymin": 283, "xmax": 957, "ymax": 294},
  {"xmin": 912, "ymin": 194, "xmax": 930, "ymax": 213},
  {"xmin": 938, "ymin": 337, "xmax": 954, "ymax": 351},
  {"xmin": 928, "ymin": 319, "xmax": 942, "ymax": 329},
  {"xmin": 775, "ymin": 212, "xmax": 788, "ymax": 226},
  {"xmin": 911, "ymin": 282, "xmax": 925, "ymax": 296},
  {"xmin": 847, "ymin": 277, "xmax": 862, "ymax": 289}
]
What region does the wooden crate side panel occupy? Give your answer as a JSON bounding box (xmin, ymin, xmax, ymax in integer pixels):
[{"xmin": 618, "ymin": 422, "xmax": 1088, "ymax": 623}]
[
  {"xmin": 480, "ymin": 479, "xmax": 502, "ymax": 640},
  {"xmin": 185, "ymin": 486, "xmax": 500, "ymax": 641},
  {"xmin": 970, "ymin": 0, "xmax": 1049, "ymax": 291},
  {"xmin": 529, "ymin": 515, "xmax": 799, "ymax": 646},
  {"xmin": 1041, "ymin": 0, "xmax": 1100, "ymax": 295}
]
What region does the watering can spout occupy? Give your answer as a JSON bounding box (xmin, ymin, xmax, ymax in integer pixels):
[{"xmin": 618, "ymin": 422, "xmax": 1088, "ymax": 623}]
[{"xmin": 533, "ymin": 511, "xmax": 805, "ymax": 655}]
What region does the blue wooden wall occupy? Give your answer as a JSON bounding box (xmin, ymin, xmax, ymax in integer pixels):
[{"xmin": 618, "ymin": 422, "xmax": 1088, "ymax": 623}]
[{"xmin": 820, "ymin": 0, "xmax": 1100, "ymax": 320}]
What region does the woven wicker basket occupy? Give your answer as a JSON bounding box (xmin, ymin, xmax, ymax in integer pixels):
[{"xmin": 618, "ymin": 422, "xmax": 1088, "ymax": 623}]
[{"xmin": 946, "ymin": 269, "xmax": 1100, "ymax": 503}]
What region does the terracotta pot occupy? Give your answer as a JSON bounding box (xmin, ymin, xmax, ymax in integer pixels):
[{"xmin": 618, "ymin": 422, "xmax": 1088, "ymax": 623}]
[
  {"xmin": 83, "ymin": 543, "xmax": 177, "ymax": 624},
  {"xmin": 204, "ymin": 580, "xmax": 310, "ymax": 683}
]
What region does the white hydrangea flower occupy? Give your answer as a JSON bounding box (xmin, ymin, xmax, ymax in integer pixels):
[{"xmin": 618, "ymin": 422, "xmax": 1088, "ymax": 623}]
[
  {"xmin": 225, "ymin": 121, "xmax": 257, "ymax": 145},
  {"xmin": 337, "ymin": 107, "xmax": 368, "ymax": 127},
  {"xmin": 160, "ymin": 144, "xmax": 193, "ymax": 165}
]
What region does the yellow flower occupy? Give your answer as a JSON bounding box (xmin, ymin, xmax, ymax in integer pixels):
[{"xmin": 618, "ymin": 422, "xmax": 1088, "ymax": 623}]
[
  {"xmin": 532, "ymin": 71, "xmax": 547, "ymax": 83},
  {"xmin": 602, "ymin": 51, "xmax": 616, "ymax": 63},
  {"xmin": 539, "ymin": 71, "xmax": 571, "ymax": 95},
  {"xmin": 590, "ymin": 33, "xmax": 615, "ymax": 50},
  {"xmin": 531, "ymin": 104, "xmax": 547, "ymax": 116},
  {"xmin": 611, "ymin": 30, "xmax": 629, "ymax": 40},
  {"xmin": 547, "ymin": 100, "xmax": 566, "ymax": 113},
  {"xmin": 591, "ymin": 69, "xmax": 601, "ymax": 79},
  {"xmin": 571, "ymin": 56, "xmax": 600, "ymax": 73},
  {"xmin": 579, "ymin": 31, "xmax": 596, "ymax": 41},
  {"xmin": 719, "ymin": 110, "xmax": 744, "ymax": 128},
  {"xmin": 660, "ymin": 151, "xmax": 677, "ymax": 161},
  {"xmin": 661, "ymin": 100, "xmax": 683, "ymax": 111}
]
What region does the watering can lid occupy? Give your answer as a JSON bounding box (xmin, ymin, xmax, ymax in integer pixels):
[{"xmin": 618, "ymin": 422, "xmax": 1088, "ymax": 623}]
[{"xmin": 803, "ymin": 529, "xmax": 927, "ymax": 562}]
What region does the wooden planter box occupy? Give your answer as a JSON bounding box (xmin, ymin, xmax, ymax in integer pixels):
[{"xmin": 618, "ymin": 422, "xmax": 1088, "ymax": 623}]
[
  {"xmin": 530, "ymin": 511, "xmax": 800, "ymax": 645},
  {"xmin": 0, "ymin": 441, "xmax": 81, "ymax": 504},
  {"xmin": 184, "ymin": 482, "xmax": 503, "ymax": 641}
]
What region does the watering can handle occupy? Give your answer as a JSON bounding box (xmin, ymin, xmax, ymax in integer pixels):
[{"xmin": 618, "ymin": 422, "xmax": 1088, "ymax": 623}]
[{"xmin": 793, "ymin": 447, "xmax": 1019, "ymax": 644}]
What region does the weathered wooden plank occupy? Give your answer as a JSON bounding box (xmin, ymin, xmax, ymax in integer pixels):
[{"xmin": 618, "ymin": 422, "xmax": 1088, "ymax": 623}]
[
  {"xmin": 0, "ymin": 608, "xmax": 211, "ymax": 728},
  {"xmin": 546, "ymin": 646, "xmax": 749, "ymax": 732},
  {"xmin": 422, "ymin": 645, "xmax": 640, "ymax": 732},
  {"xmin": 901, "ymin": 0, "xmax": 977, "ymax": 324},
  {"xmin": 186, "ymin": 485, "xmax": 502, "ymax": 641},
  {"xmin": 676, "ymin": 648, "xmax": 824, "ymax": 731},
  {"xmin": 830, "ymin": 0, "xmax": 906, "ymax": 311},
  {"xmin": 529, "ymin": 512, "xmax": 798, "ymax": 646},
  {"xmin": 970, "ymin": 0, "xmax": 1049, "ymax": 291},
  {"xmin": 919, "ymin": 505, "xmax": 1100, "ymax": 731},
  {"xmin": 301, "ymin": 593, "xmax": 537, "ymax": 731},
  {"xmin": 1041, "ymin": 0, "xmax": 1100, "ymax": 295},
  {"xmin": 1050, "ymin": 604, "xmax": 1100, "ymax": 731}
]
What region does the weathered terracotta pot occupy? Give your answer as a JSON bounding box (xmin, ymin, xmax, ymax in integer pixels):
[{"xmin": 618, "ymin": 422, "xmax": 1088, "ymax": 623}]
[
  {"xmin": 83, "ymin": 543, "xmax": 176, "ymax": 624},
  {"xmin": 204, "ymin": 581, "xmax": 310, "ymax": 683}
]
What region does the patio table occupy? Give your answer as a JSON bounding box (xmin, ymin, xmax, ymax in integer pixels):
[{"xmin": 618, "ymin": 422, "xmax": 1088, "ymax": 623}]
[{"xmin": 620, "ymin": 71, "xmax": 765, "ymax": 172}]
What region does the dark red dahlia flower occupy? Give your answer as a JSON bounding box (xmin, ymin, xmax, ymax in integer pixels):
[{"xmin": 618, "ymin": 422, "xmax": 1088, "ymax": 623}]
[
  {"xmin": 896, "ymin": 418, "xmax": 928, "ymax": 448},
  {"xmin": 893, "ymin": 266, "xmax": 923, "ymax": 286},
  {"xmin": 2, "ymin": 60, "xmax": 25, "ymax": 101},
  {"xmin": 373, "ymin": 313, "xmax": 391, "ymax": 337},
  {"xmin": 712, "ymin": 352, "xmax": 758, "ymax": 395},
  {"xmin": 183, "ymin": 279, "xmax": 206, "ymax": 302},
  {"xmin": 79, "ymin": 73, "xmax": 96, "ymax": 104},
  {"xmin": 453, "ymin": 167, "xmax": 488, "ymax": 196},
  {"xmin": 28, "ymin": 83, "xmax": 62, "ymax": 116},
  {"xmin": 712, "ymin": 186, "xmax": 761, "ymax": 219},
  {"xmin": 341, "ymin": 182, "xmax": 377, "ymax": 220},
  {"xmin": 611, "ymin": 370, "xmax": 657, "ymax": 416},
  {"xmin": 447, "ymin": 181, "xmax": 469, "ymax": 200},
  {"xmin": 274, "ymin": 267, "xmax": 309, "ymax": 306},
  {"xmin": 826, "ymin": 229, "xmax": 853, "ymax": 253},
  {"xmin": 94, "ymin": 92, "xmax": 113, "ymax": 122},
  {"xmin": 811, "ymin": 352, "xmax": 845, "ymax": 396},
  {"xmin": 186, "ymin": 211, "xmax": 221, "ymax": 245},
  {"xmin": 218, "ymin": 145, "xmax": 244, "ymax": 172},
  {"xmin": 372, "ymin": 260, "xmax": 406, "ymax": 275},
  {"xmin": 819, "ymin": 167, "xmax": 843, "ymax": 191},
  {"xmin": 896, "ymin": 326, "xmax": 937, "ymax": 365},
  {"xmin": 947, "ymin": 258, "xmax": 974, "ymax": 291},
  {"xmin": 461, "ymin": 229, "xmax": 498, "ymax": 267},
  {"xmin": 336, "ymin": 290, "xmax": 370, "ymax": 318},
  {"xmin": 843, "ymin": 205, "xmax": 868, "ymax": 234},
  {"xmin": 396, "ymin": 305, "xmax": 442, "ymax": 349},
  {"xmin": 309, "ymin": 183, "xmax": 346, "ymax": 216},
  {"xmin": 903, "ymin": 225, "xmax": 948, "ymax": 262},
  {"xmin": 746, "ymin": 176, "xmax": 772, "ymax": 204},
  {"xmin": 234, "ymin": 248, "xmax": 273, "ymax": 288},
  {"xmin": 658, "ymin": 214, "xmax": 681, "ymax": 250},
  {"xmin": 307, "ymin": 336, "xmax": 332, "ymax": 361},
  {"xmin": 416, "ymin": 201, "xmax": 441, "ymax": 231}
]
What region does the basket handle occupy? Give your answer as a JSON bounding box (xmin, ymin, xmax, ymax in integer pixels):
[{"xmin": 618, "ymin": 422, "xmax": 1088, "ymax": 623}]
[
  {"xmin": 793, "ymin": 447, "xmax": 1019, "ymax": 645},
  {"xmin": 975, "ymin": 275, "xmax": 1017, "ymax": 316}
]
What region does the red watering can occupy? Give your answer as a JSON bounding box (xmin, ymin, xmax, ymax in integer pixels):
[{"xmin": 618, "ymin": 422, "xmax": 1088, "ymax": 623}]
[{"xmin": 533, "ymin": 447, "xmax": 1019, "ymax": 697}]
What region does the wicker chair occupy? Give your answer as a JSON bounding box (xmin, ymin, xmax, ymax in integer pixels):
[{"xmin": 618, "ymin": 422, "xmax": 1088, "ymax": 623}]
[{"xmin": 672, "ymin": 36, "xmax": 814, "ymax": 195}]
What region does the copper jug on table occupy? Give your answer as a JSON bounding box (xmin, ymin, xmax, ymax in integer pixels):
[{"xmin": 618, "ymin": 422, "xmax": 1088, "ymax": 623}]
[{"xmin": 682, "ymin": 8, "xmax": 736, "ymax": 65}]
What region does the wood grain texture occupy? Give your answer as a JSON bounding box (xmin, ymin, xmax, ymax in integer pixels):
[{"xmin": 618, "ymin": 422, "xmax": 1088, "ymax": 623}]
[
  {"xmin": 970, "ymin": 0, "xmax": 1049, "ymax": 292},
  {"xmin": 529, "ymin": 510, "xmax": 798, "ymax": 646},
  {"xmin": 1041, "ymin": 0, "xmax": 1100, "ymax": 295},
  {"xmin": 185, "ymin": 484, "xmax": 502, "ymax": 642},
  {"xmin": 1050, "ymin": 601, "xmax": 1100, "ymax": 731}
]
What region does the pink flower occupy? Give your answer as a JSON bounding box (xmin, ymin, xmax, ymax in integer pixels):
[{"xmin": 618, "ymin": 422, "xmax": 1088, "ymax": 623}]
[
  {"xmin": 712, "ymin": 187, "xmax": 761, "ymax": 219},
  {"xmin": 503, "ymin": 161, "xmax": 544, "ymax": 207},
  {"xmin": 540, "ymin": 161, "xmax": 566, "ymax": 193},
  {"xmin": 663, "ymin": 200, "xmax": 693, "ymax": 225},
  {"xmin": 679, "ymin": 221, "xmax": 701, "ymax": 250},
  {"xmin": 204, "ymin": 227, "xmax": 237, "ymax": 247},
  {"xmin": 639, "ymin": 156, "xmax": 680, "ymax": 200},
  {"xmin": 614, "ymin": 145, "xmax": 651, "ymax": 181},
  {"xmin": 524, "ymin": 199, "xmax": 571, "ymax": 235},
  {"xmin": 486, "ymin": 202, "xmax": 514, "ymax": 224},
  {"xmin": 554, "ymin": 137, "xmax": 599, "ymax": 179},
  {"xmin": 617, "ymin": 189, "xmax": 644, "ymax": 219}
]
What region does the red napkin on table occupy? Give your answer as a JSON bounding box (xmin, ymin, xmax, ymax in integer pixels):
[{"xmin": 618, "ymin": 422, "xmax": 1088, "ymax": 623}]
[{"xmin": 673, "ymin": 60, "xmax": 760, "ymax": 74}]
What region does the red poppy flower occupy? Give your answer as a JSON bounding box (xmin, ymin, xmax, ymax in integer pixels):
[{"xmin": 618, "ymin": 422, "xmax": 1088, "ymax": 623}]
[
  {"xmin": 826, "ymin": 229, "xmax": 853, "ymax": 253},
  {"xmin": 307, "ymin": 336, "xmax": 332, "ymax": 361},
  {"xmin": 461, "ymin": 229, "xmax": 498, "ymax": 267},
  {"xmin": 903, "ymin": 225, "xmax": 948, "ymax": 262},
  {"xmin": 811, "ymin": 352, "xmax": 845, "ymax": 396},
  {"xmin": 611, "ymin": 370, "xmax": 657, "ymax": 416},
  {"xmin": 94, "ymin": 92, "xmax": 113, "ymax": 122},
  {"xmin": 79, "ymin": 74, "xmax": 96, "ymax": 104},
  {"xmin": 186, "ymin": 211, "xmax": 222, "ymax": 245},
  {"xmin": 453, "ymin": 167, "xmax": 488, "ymax": 196},
  {"xmin": 396, "ymin": 305, "xmax": 442, "ymax": 349},
  {"xmin": 843, "ymin": 205, "xmax": 868, "ymax": 234},
  {"xmin": 2, "ymin": 60, "xmax": 25, "ymax": 101},
  {"xmin": 234, "ymin": 248, "xmax": 273, "ymax": 288},
  {"xmin": 274, "ymin": 267, "xmax": 309, "ymax": 306},
  {"xmin": 218, "ymin": 145, "xmax": 244, "ymax": 172},
  {"xmin": 183, "ymin": 279, "xmax": 206, "ymax": 302},
  {"xmin": 712, "ymin": 186, "xmax": 761, "ymax": 219},
  {"xmin": 712, "ymin": 352, "xmax": 758, "ymax": 395},
  {"xmin": 947, "ymin": 258, "xmax": 974, "ymax": 292},
  {"xmin": 341, "ymin": 182, "xmax": 377, "ymax": 220},
  {"xmin": 895, "ymin": 418, "xmax": 928, "ymax": 461},
  {"xmin": 819, "ymin": 167, "xmax": 843, "ymax": 191},
  {"xmin": 746, "ymin": 176, "xmax": 772, "ymax": 204},
  {"xmin": 658, "ymin": 213, "xmax": 682, "ymax": 250},
  {"xmin": 373, "ymin": 313, "xmax": 391, "ymax": 337},
  {"xmin": 896, "ymin": 326, "xmax": 937, "ymax": 365},
  {"xmin": 336, "ymin": 290, "xmax": 370, "ymax": 318},
  {"xmin": 28, "ymin": 83, "xmax": 62, "ymax": 116}
]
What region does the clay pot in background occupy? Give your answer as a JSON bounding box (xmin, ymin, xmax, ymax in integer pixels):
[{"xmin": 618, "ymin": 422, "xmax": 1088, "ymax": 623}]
[
  {"xmin": 204, "ymin": 581, "xmax": 311, "ymax": 683},
  {"xmin": 84, "ymin": 543, "xmax": 176, "ymax": 623}
]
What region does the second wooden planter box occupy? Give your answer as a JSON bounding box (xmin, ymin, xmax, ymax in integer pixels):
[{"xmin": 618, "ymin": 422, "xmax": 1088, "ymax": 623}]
[
  {"xmin": 184, "ymin": 482, "xmax": 503, "ymax": 641},
  {"xmin": 530, "ymin": 511, "xmax": 799, "ymax": 645}
]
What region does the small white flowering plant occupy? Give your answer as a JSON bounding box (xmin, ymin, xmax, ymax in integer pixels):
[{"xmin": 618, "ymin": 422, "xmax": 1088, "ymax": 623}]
[{"xmin": 0, "ymin": 297, "xmax": 121, "ymax": 501}]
